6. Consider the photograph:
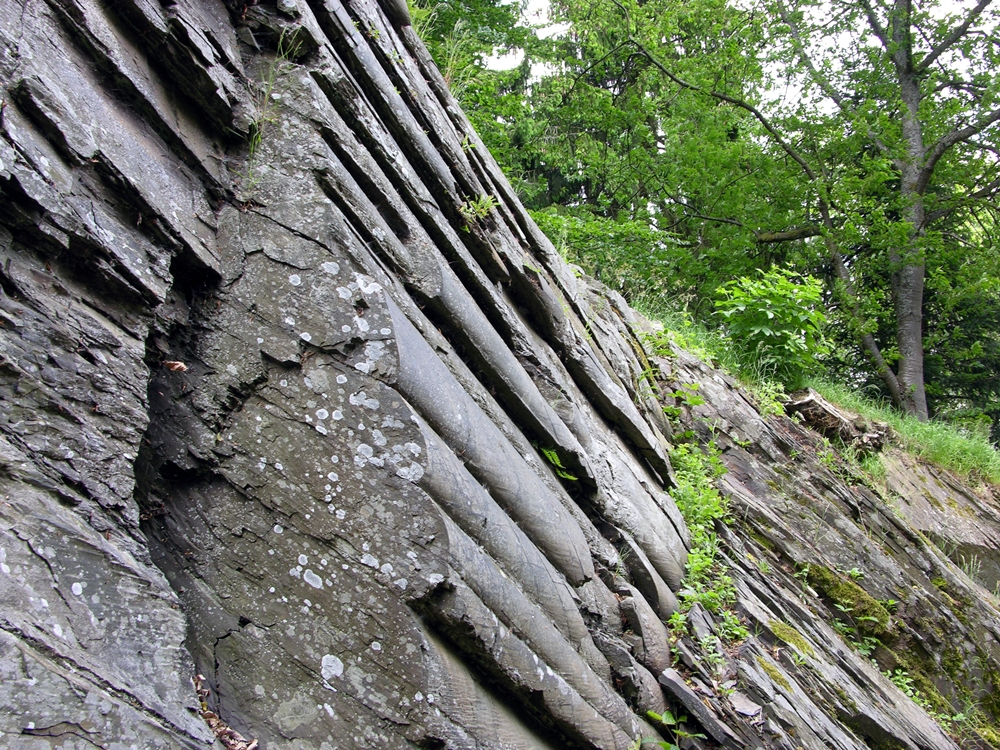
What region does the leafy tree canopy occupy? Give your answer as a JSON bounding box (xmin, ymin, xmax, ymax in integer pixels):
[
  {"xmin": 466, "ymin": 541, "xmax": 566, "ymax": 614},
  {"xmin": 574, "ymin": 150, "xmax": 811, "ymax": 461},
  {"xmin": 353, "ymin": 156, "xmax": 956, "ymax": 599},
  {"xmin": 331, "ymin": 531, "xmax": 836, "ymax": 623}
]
[{"xmin": 416, "ymin": 0, "xmax": 1000, "ymax": 439}]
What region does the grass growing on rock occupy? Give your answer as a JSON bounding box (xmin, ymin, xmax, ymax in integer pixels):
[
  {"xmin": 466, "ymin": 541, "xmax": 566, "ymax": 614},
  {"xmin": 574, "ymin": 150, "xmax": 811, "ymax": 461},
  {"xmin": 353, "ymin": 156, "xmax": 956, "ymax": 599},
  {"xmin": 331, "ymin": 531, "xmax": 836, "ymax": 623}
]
[
  {"xmin": 633, "ymin": 298, "xmax": 1000, "ymax": 487},
  {"xmin": 809, "ymin": 378, "xmax": 1000, "ymax": 486}
]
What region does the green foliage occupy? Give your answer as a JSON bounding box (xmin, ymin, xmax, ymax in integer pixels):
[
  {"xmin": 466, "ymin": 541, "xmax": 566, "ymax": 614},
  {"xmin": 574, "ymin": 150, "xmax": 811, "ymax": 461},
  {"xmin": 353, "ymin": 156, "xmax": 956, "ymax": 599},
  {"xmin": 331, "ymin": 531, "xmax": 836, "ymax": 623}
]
[
  {"xmin": 668, "ymin": 440, "xmax": 739, "ymax": 617},
  {"xmin": 458, "ymin": 194, "xmax": 499, "ymax": 223},
  {"xmin": 646, "ymin": 709, "xmax": 706, "ymax": 748},
  {"xmin": 884, "ymin": 668, "xmax": 943, "ymax": 717},
  {"xmin": 632, "ymin": 304, "xmax": 729, "ymax": 370},
  {"xmin": 416, "ymin": 0, "xmax": 1000, "ymax": 434},
  {"xmin": 531, "ymin": 210, "xmax": 685, "ymax": 301},
  {"xmin": 718, "ymin": 609, "xmax": 750, "ymax": 642},
  {"xmin": 714, "ymin": 267, "xmax": 829, "ymax": 389},
  {"xmin": 810, "ymin": 379, "xmax": 1000, "ymax": 485},
  {"xmin": 407, "ymin": 0, "xmax": 528, "ymax": 101},
  {"xmin": 538, "ymin": 446, "xmax": 578, "ymax": 481}
]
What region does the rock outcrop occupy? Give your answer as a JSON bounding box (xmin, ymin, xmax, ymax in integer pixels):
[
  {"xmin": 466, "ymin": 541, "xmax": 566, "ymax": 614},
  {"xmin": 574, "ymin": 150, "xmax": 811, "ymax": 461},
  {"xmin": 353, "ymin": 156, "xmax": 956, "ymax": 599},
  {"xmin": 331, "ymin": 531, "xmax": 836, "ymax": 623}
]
[{"xmin": 1, "ymin": 0, "xmax": 998, "ymax": 748}]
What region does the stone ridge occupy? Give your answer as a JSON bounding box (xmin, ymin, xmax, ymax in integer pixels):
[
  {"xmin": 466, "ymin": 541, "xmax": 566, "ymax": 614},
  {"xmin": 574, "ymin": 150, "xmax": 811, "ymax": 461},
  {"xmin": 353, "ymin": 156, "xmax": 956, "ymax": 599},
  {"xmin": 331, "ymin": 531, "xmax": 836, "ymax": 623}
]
[{"xmin": 0, "ymin": 0, "xmax": 992, "ymax": 748}]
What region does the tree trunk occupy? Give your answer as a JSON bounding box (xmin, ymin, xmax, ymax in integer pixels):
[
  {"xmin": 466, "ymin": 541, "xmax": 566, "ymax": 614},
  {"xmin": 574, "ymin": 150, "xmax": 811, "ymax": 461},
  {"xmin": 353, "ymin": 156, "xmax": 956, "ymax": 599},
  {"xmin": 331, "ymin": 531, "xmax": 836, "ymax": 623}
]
[
  {"xmin": 893, "ymin": 257, "xmax": 929, "ymax": 419},
  {"xmin": 891, "ymin": 0, "xmax": 930, "ymax": 421}
]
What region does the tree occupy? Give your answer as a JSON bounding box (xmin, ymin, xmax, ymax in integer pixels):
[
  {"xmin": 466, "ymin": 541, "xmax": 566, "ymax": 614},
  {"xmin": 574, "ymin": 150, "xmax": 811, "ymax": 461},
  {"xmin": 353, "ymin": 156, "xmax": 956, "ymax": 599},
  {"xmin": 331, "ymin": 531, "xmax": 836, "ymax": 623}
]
[
  {"xmin": 417, "ymin": 0, "xmax": 1000, "ymax": 429},
  {"xmin": 467, "ymin": 0, "xmax": 1000, "ymax": 422},
  {"xmin": 756, "ymin": 0, "xmax": 1000, "ymax": 420}
]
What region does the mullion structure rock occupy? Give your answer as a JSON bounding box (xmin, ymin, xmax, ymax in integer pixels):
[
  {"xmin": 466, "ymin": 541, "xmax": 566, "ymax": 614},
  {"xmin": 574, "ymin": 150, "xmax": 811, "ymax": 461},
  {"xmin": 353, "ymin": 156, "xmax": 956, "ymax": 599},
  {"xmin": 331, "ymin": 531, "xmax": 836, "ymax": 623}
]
[{"xmin": 0, "ymin": 0, "xmax": 988, "ymax": 748}]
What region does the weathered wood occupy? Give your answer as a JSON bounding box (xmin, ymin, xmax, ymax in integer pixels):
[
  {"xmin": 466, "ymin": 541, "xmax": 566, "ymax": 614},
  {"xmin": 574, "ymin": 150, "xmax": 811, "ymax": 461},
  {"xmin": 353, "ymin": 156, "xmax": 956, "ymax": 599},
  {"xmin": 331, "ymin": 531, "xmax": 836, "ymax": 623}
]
[{"xmin": 785, "ymin": 388, "xmax": 889, "ymax": 453}]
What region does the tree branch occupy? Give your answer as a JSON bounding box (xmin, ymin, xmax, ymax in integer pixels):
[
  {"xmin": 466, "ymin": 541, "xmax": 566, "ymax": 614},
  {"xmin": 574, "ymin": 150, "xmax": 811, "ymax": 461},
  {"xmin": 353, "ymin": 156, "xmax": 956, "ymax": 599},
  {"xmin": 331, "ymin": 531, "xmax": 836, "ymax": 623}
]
[
  {"xmin": 916, "ymin": 0, "xmax": 994, "ymax": 73},
  {"xmin": 817, "ymin": 200, "xmax": 905, "ymax": 407},
  {"xmin": 629, "ymin": 43, "xmax": 820, "ymax": 181},
  {"xmin": 754, "ymin": 226, "xmax": 824, "ymax": 243},
  {"xmin": 856, "ymin": 0, "xmax": 890, "ymax": 48},
  {"xmin": 921, "ymin": 105, "xmax": 1000, "ymax": 189},
  {"xmin": 923, "ymin": 174, "xmax": 1000, "ymax": 224},
  {"xmin": 779, "ymin": 0, "xmax": 902, "ymax": 168}
]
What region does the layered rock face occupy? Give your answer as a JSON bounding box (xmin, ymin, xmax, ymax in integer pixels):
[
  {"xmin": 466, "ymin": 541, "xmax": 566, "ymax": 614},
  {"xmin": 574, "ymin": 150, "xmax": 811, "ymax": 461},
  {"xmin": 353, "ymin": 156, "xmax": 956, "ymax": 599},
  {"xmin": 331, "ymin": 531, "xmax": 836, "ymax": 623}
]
[{"xmin": 0, "ymin": 1, "xmax": 998, "ymax": 748}]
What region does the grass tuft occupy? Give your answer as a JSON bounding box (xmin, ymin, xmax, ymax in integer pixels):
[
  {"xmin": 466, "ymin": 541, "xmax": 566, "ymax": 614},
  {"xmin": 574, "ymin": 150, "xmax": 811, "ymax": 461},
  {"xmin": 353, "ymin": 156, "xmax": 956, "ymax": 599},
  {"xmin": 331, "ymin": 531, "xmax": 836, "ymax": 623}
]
[{"xmin": 809, "ymin": 378, "xmax": 1000, "ymax": 486}]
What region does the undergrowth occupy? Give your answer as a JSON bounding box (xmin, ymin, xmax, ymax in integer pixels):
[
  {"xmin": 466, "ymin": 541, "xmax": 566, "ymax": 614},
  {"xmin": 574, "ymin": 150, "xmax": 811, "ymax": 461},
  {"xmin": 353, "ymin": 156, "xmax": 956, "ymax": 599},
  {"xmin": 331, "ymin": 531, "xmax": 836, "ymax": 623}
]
[
  {"xmin": 810, "ymin": 378, "xmax": 1000, "ymax": 486},
  {"xmin": 633, "ymin": 296, "xmax": 1000, "ymax": 487},
  {"xmin": 634, "ymin": 299, "xmax": 789, "ymax": 420},
  {"xmin": 668, "ymin": 437, "xmax": 748, "ymax": 642}
]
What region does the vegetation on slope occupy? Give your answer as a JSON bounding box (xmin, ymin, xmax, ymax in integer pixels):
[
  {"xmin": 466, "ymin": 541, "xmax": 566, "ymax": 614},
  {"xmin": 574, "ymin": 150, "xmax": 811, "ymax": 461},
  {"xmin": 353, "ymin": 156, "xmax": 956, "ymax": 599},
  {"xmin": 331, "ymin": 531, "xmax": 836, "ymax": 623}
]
[{"xmin": 412, "ymin": 0, "xmax": 1000, "ymax": 439}]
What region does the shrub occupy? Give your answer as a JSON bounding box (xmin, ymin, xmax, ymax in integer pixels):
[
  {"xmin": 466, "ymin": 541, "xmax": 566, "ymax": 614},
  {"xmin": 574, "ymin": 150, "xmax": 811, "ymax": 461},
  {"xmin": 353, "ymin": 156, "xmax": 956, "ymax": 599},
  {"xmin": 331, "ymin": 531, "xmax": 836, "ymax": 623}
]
[{"xmin": 714, "ymin": 266, "xmax": 829, "ymax": 388}]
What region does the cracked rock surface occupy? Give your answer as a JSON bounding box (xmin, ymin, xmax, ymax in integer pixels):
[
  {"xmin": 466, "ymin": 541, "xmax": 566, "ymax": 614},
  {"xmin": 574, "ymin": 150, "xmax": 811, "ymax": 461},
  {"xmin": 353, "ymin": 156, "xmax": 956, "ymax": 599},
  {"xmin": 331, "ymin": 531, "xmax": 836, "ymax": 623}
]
[{"xmin": 1, "ymin": 0, "xmax": 998, "ymax": 748}]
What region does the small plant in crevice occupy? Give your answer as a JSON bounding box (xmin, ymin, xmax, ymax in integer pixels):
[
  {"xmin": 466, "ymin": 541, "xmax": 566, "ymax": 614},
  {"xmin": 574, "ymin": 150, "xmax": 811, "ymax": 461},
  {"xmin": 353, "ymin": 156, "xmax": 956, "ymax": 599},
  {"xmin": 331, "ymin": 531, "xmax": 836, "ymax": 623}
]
[
  {"xmin": 242, "ymin": 29, "xmax": 301, "ymax": 194},
  {"xmin": 645, "ymin": 708, "xmax": 707, "ymax": 749},
  {"xmin": 458, "ymin": 193, "xmax": 499, "ymax": 225},
  {"xmin": 662, "ymin": 382, "xmax": 706, "ymax": 419},
  {"xmin": 537, "ymin": 445, "xmax": 578, "ymax": 481},
  {"xmin": 881, "ymin": 666, "xmax": 962, "ymax": 732},
  {"xmin": 831, "ymin": 603, "xmax": 882, "ymax": 657}
]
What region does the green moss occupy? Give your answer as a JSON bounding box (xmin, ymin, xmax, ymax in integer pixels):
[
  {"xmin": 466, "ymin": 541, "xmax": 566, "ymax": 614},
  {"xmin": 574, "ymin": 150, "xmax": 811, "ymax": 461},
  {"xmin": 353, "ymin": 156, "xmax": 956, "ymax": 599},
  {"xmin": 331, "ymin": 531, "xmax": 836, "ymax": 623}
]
[
  {"xmin": 833, "ymin": 685, "xmax": 858, "ymax": 713},
  {"xmin": 867, "ymin": 738, "xmax": 907, "ymax": 750},
  {"xmin": 979, "ymin": 653, "xmax": 1000, "ymax": 718},
  {"xmin": 805, "ymin": 564, "xmax": 893, "ymax": 637},
  {"xmin": 756, "ymin": 655, "xmax": 791, "ymax": 690},
  {"xmin": 941, "ymin": 643, "xmax": 968, "ymax": 681},
  {"xmin": 748, "ymin": 528, "xmax": 776, "ymax": 552},
  {"xmin": 769, "ymin": 620, "xmax": 815, "ymax": 657},
  {"xmin": 930, "ymin": 576, "xmax": 948, "ymax": 590},
  {"xmin": 889, "ymin": 649, "xmax": 955, "ymax": 716},
  {"xmin": 910, "ymin": 673, "xmax": 953, "ymax": 715},
  {"xmin": 974, "ymin": 723, "xmax": 1000, "ymax": 748}
]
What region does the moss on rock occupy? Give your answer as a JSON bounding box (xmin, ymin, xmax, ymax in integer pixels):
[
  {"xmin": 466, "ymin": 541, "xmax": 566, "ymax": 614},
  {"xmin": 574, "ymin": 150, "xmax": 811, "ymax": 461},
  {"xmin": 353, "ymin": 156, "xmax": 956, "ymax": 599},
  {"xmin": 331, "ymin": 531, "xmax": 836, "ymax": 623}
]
[
  {"xmin": 805, "ymin": 563, "xmax": 893, "ymax": 638},
  {"xmin": 769, "ymin": 620, "xmax": 815, "ymax": 657},
  {"xmin": 756, "ymin": 655, "xmax": 792, "ymax": 690}
]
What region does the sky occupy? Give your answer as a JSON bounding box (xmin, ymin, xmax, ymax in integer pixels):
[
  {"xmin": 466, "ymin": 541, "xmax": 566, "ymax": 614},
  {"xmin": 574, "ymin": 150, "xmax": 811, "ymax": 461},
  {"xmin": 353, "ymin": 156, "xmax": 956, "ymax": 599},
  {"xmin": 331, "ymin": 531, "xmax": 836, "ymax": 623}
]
[{"xmin": 483, "ymin": 0, "xmax": 985, "ymax": 71}]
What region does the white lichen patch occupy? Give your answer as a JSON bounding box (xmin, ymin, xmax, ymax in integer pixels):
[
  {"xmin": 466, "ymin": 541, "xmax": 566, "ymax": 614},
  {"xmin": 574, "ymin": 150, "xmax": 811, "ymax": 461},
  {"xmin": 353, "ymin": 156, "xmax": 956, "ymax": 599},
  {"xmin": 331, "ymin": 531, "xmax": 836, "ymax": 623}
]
[
  {"xmin": 349, "ymin": 391, "xmax": 380, "ymax": 410},
  {"xmin": 396, "ymin": 463, "xmax": 424, "ymax": 482},
  {"xmin": 354, "ymin": 274, "xmax": 381, "ymax": 294},
  {"xmin": 303, "ymin": 570, "xmax": 323, "ymax": 589},
  {"xmin": 321, "ymin": 654, "xmax": 344, "ymax": 681}
]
